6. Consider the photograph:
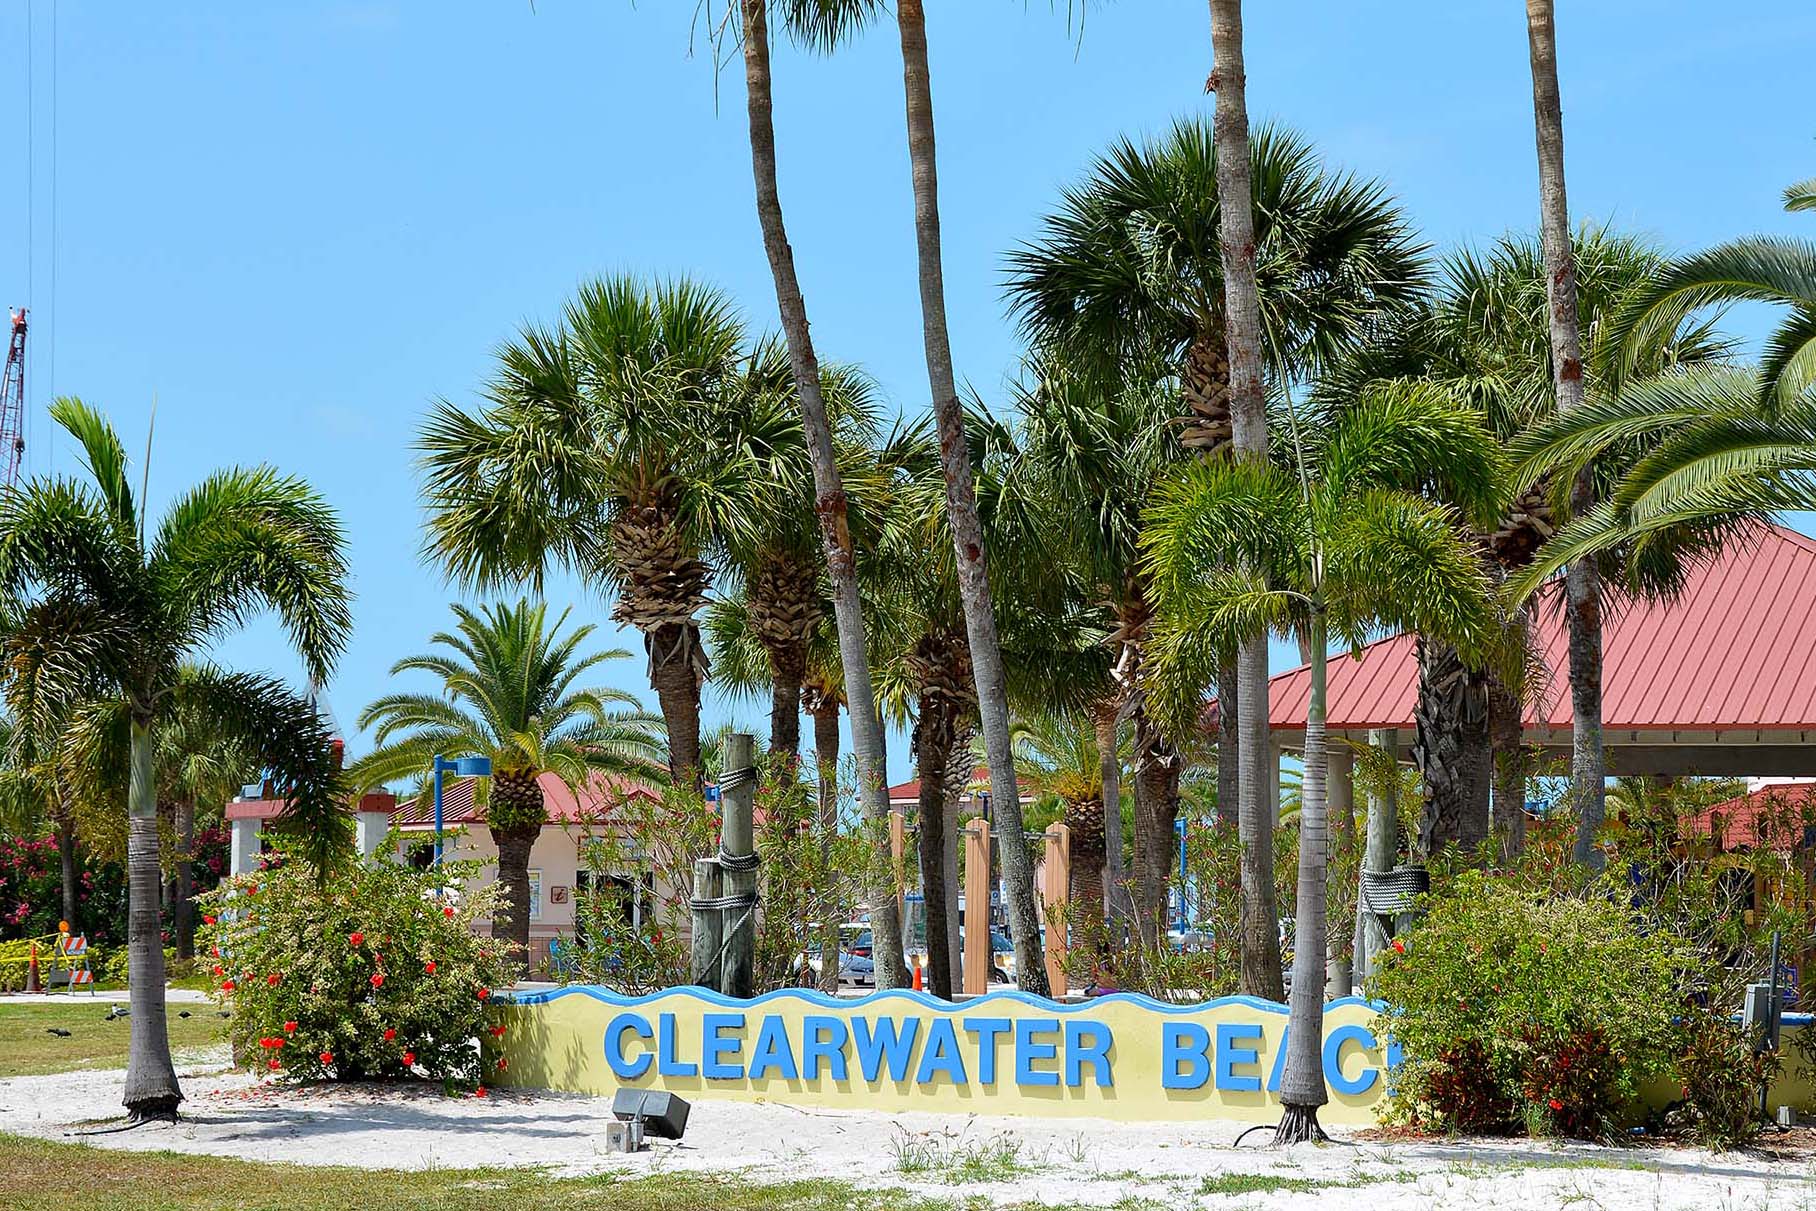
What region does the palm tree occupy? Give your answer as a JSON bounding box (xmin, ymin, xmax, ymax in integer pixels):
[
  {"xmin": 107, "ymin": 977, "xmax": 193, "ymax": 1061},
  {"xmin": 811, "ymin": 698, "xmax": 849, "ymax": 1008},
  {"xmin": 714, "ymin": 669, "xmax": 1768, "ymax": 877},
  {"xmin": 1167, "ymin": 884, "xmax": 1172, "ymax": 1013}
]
[
  {"xmin": 1006, "ymin": 117, "xmax": 1424, "ymax": 998},
  {"xmin": 730, "ymin": 0, "xmax": 909, "ymax": 988},
  {"xmin": 1522, "ymin": 0, "xmax": 1608, "ymax": 865},
  {"xmin": 887, "ymin": 0, "xmax": 1047, "ymax": 998},
  {"xmin": 156, "ymin": 688, "xmax": 258, "ymax": 963},
  {"xmin": 1143, "ymin": 383, "xmax": 1504, "ymax": 1143},
  {"xmin": 1002, "ymin": 365, "xmax": 1188, "ymax": 946},
  {"xmin": 419, "ymin": 274, "xmax": 749, "ymax": 788},
  {"xmin": 0, "ymin": 397, "xmax": 353, "ymax": 1121},
  {"xmin": 350, "ymin": 599, "xmax": 666, "ymax": 971},
  {"xmin": 1008, "ymin": 711, "xmax": 1127, "ymax": 938}
]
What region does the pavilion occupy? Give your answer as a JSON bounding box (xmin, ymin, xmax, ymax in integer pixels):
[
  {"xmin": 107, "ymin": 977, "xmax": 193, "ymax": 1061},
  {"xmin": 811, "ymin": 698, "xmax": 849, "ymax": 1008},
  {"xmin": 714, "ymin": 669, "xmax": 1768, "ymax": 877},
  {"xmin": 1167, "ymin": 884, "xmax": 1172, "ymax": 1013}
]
[{"xmin": 1260, "ymin": 522, "xmax": 1816, "ymax": 797}]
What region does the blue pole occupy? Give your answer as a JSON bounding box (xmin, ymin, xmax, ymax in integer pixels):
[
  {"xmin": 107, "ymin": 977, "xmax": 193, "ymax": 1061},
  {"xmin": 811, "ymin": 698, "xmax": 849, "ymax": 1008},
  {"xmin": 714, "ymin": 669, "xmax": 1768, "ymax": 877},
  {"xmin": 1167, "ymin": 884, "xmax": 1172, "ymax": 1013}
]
[
  {"xmin": 432, "ymin": 755, "xmax": 445, "ymax": 867},
  {"xmin": 1176, "ymin": 818, "xmax": 1188, "ymax": 932}
]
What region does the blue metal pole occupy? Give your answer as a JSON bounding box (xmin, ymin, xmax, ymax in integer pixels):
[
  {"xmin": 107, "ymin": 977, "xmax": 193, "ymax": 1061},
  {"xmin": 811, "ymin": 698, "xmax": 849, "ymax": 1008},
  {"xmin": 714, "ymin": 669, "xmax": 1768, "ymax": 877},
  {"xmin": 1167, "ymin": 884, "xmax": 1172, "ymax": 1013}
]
[
  {"xmin": 1176, "ymin": 818, "xmax": 1189, "ymax": 932},
  {"xmin": 432, "ymin": 755, "xmax": 445, "ymax": 867}
]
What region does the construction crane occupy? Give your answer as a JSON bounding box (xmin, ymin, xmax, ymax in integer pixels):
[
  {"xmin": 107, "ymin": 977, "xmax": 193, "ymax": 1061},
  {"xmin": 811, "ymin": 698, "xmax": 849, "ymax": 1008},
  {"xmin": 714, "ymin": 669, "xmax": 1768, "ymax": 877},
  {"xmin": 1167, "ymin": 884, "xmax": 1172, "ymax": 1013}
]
[{"xmin": 0, "ymin": 308, "xmax": 25, "ymax": 489}]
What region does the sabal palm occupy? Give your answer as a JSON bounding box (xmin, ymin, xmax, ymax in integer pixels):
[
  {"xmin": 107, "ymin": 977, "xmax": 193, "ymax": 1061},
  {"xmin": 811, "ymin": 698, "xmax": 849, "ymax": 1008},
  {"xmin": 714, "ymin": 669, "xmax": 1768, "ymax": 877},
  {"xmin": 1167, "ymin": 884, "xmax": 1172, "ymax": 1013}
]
[
  {"xmin": 352, "ymin": 599, "xmax": 666, "ymax": 969},
  {"xmin": 1001, "ymin": 364, "xmax": 1190, "ymax": 945},
  {"xmin": 1007, "ymin": 711, "xmax": 1128, "ymax": 934},
  {"xmin": 1142, "ymin": 384, "xmax": 1504, "ymax": 1141},
  {"xmin": 419, "ymin": 274, "xmax": 755, "ymax": 786},
  {"xmin": 1005, "ymin": 120, "xmax": 1427, "ymax": 454},
  {"xmin": 0, "ymin": 398, "xmax": 352, "ymax": 1121}
]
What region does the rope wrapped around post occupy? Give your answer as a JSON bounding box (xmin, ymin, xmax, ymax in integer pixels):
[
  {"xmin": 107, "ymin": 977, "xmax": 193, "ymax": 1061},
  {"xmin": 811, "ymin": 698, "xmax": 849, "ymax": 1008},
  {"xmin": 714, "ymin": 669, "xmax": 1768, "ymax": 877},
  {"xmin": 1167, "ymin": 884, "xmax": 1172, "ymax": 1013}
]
[{"xmin": 689, "ymin": 736, "xmax": 761, "ymax": 996}]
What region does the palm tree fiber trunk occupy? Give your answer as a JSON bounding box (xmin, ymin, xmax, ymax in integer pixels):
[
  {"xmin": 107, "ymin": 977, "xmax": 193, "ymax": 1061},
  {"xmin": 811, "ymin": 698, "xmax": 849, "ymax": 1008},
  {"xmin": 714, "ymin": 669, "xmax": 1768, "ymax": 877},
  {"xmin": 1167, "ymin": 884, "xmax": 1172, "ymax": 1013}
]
[
  {"xmin": 174, "ymin": 799, "xmax": 196, "ymax": 963},
  {"xmin": 649, "ymin": 622, "xmax": 704, "ymax": 789},
  {"xmin": 56, "ymin": 807, "xmax": 80, "ymax": 933},
  {"xmin": 1216, "ymin": 663, "xmax": 1240, "ymax": 829},
  {"xmin": 1092, "ymin": 700, "xmax": 1134, "ymax": 930},
  {"xmin": 124, "ymin": 719, "xmax": 181, "ymax": 1120},
  {"xmin": 766, "ymin": 643, "xmax": 804, "ymax": 758},
  {"xmin": 742, "ymin": 0, "xmax": 909, "ymax": 988},
  {"xmin": 1131, "ymin": 713, "xmax": 1181, "ymax": 949},
  {"xmin": 813, "ymin": 700, "xmax": 842, "ymax": 993},
  {"xmin": 913, "ymin": 700, "xmax": 956, "ymax": 999},
  {"xmin": 493, "ymin": 823, "xmax": 539, "ymax": 976}
]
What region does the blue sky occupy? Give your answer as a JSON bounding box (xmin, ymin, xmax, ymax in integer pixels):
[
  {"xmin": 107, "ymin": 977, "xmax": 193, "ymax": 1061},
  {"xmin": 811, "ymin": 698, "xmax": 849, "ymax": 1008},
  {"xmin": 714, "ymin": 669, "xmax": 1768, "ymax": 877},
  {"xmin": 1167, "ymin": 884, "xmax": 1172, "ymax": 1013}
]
[{"xmin": 3, "ymin": 2, "xmax": 1814, "ymax": 780}]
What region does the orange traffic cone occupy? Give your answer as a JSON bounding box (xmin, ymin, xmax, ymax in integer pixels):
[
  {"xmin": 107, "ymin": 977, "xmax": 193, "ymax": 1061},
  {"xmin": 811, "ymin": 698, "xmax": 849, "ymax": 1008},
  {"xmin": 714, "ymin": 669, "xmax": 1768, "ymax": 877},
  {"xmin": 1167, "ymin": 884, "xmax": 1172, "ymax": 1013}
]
[
  {"xmin": 24, "ymin": 941, "xmax": 41, "ymax": 993},
  {"xmin": 911, "ymin": 955, "xmax": 923, "ymax": 991}
]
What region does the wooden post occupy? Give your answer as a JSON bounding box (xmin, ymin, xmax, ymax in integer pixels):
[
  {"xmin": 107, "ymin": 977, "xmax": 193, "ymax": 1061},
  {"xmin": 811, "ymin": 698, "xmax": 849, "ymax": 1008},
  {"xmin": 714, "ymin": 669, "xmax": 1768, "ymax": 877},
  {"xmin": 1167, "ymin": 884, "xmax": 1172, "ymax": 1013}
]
[
  {"xmin": 720, "ymin": 732, "xmax": 758, "ymax": 999},
  {"xmin": 889, "ymin": 805, "xmax": 907, "ymax": 934},
  {"xmin": 1040, "ymin": 823, "xmax": 1070, "ymax": 997},
  {"xmin": 942, "ymin": 794, "xmax": 963, "ymax": 993},
  {"xmin": 689, "ymin": 857, "xmax": 722, "ymax": 990},
  {"xmin": 963, "ymin": 817, "xmax": 991, "ymax": 995}
]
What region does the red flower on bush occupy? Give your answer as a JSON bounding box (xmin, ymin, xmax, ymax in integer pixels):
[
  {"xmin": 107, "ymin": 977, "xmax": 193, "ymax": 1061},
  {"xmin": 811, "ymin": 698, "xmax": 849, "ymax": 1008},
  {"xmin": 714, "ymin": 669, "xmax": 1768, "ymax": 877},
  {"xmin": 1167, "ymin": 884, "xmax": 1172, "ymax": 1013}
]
[
  {"xmin": 383, "ymin": 1028, "xmax": 397, "ymax": 1042},
  {"xmin": 267, "ymin": 973, "xmax": 282, "ymax": 987},
  {"xmin": 1391, "ymin": 939, "xmax": 1406, "ymax": 954},
  {"xmin": 348, "ymin": 931, "xmax": 365, "ymax": 947},
  {"xmin": 370, "ymin": 973, "xmax": 385, "ymax": 988},
  {"xmin": 424, "ymin": 961, "xmax": 437, "ymax": 974},
  {"xmin": 443, "ymin": 906, "xmax": 454, "ymax": 917},
  {"xmin": 203, "ymin": 915, "xmax": 216, "ymax": 925},
  {"xmin": 473, "ymin": 1086, "xmax": 487, "ymax": 1098},
  {"xmin": 212, "ymin": 965, "xmax": 224, "ymax": 977},
  {"xmin": 283, "ymin": 1021, "xmax": 298, "ymax": 1034},
  {"xmin": 268, "ymin": 1058, "xmax": 282, "ymax": 1071},
  {"xmin": 489, "ymin": 1025, "xmax": 507, "ymax": 1038},
  {"xmin": 495, "ymin": 1058, "xmax": 507, "ymax": 1072},
  {"xmin": 221, "ymin": 979, "xmax": 237, "ymax": 992},
  {"xmin": 402, "ymin": 1051, "xmax": 416, "ymax": 1065},
  {"xmin": 319, "ymin": 1052, "xmax": 334, "ymax": 1064},
  {"xmin": 1548, "ymin": 1097, "xmax": 1563, "ymax": 1111},
  {"xmin": 476, "ymin": 987, "xmax": 489, "ymax": 1000}
]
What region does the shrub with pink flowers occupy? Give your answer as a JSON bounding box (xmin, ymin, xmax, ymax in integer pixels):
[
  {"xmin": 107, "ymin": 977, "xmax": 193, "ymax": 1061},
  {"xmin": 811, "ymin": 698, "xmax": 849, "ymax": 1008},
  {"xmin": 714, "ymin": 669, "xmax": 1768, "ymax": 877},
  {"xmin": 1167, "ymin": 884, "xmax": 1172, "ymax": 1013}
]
[
  {"xmin": 197, "ymin": 841, "xmax": 514, "ymax": 1089},
  {"xmin": 0, "ymin": 835, "xmax": 129, "ymax": 946}
]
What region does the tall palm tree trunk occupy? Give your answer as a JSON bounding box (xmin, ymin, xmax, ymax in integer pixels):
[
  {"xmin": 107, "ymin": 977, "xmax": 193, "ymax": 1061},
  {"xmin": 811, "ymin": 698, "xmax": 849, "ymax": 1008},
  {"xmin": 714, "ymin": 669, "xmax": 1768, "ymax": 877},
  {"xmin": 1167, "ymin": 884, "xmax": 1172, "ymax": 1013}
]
[
  {"xmin": 1092, "ymin": 698, "xmax": 1132, "ymax": 926},
  {"xmin": 123, "ymin": 717, "xmax": 180, "ymax": 1120},
  {"xmin": 1412, "ymin": 638, "xmax": 1492, "ymax": 859},
  {"xmin": 912, "ymin": 696, "xmax": 957, "ymax": 999},
  {"xmin": 648, "ymin": 625, "xmax": 705, "ymax": 787},
  {"xmin": 741, "ymin": 0, "xmax": 908, "ymax": 988},
  {"xmin": 1524, "ymin": 0, "xmax": 1604, "ymax": 866},
  {"xmin": 1131, "ymin": 713, "xmax": 1181, "ymax": 948},
  {"xmin": 1216, "ymin": 663, "xmax": 1239, "ymax": 829},
  {"xmin": 894, "ymin": 0, "xmax": 1046, "ymax": 996},
  {"xmin": 811, "ymin": 695, "xmax": 842, "ymax": 993},
  {"xmin": 55, "ymin": 803, "xmax": 80, "ymax": 933},
  {"xmin": 1489, "ymin": 609, "xmax": 1531, "ymax": 861},
  {"xmin": 173, "ymin": 798, "xmax": 197, "ymax": 963},
  {"xmin": 766, "ymin": 647, "xmax": 805, "ymax": 759},
  {"xmin": 492, "ymin": 823, "xmax": 539, "ymax": 976},
  {"xmin": 1277, "ymin": 611, "xmax": 1331, "ymax": 1142},
  {"xmin": 1209, "ymin": 0, "xmax": 1284, "ymax": 1004}
]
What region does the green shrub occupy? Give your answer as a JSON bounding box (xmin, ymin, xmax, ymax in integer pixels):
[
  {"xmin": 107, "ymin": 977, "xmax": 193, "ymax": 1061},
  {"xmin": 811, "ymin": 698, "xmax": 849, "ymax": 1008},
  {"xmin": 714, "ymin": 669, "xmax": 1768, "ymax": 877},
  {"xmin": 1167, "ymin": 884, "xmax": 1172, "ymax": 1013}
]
[
  {"xmin": 1670, "ymin": 1013, "xmax": 1776, "ymax": 1149},
  {"xmin": 1368, "ymin": 871, "xmax": 1688, "ymax": 1139},
  {"xmin": 196, "ymin": 843, "xmax": 514, "ymax": 1089}
]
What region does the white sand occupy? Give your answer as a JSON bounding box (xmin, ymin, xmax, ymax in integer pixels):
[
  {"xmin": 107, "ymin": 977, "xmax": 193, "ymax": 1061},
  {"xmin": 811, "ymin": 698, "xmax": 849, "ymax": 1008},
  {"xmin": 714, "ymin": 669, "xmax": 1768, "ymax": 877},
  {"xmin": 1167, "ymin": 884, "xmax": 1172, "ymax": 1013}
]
[{"xmin": 2, "ymin": 1053, "xmax": 1813, "ymax": 1209}]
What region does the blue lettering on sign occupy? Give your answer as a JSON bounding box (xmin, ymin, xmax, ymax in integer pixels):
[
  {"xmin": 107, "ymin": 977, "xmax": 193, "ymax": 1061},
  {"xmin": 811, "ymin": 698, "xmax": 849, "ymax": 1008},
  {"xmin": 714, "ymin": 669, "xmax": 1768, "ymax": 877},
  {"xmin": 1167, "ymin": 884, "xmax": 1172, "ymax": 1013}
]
[
  {"xmin": 748, "ymin": 1015, "xmax": 799, "ymax": 1081},
  {"xmin": 1215, "ymin": 1022, "xmax": 1263, "ymax": 1092},
  {"xmin": 1266, "ymin": 1024, "xmax": 1290, "ymax": 1092},
  {"xmin": 1014, "ymin": 1019, "xmax": 1061, "ymax": 1087},
  {"xmin": 914, "ymin": 1018, "xmax": 968, "ymax": 1085},
  {"xmin": 1322, "ymin": 1023, "xmax": 1379, "ymax": 1096},
  {"xmin": 1161, "ymin": 1022, "xmax": 1211, "ymax": 1089},
  {"xmin": 1064, "ymin": 1020, "xmax": 1113, "ymax": 1088},
  {"xmin": 702, "ymin": 1013, "xmax": 746, "ymax": 1079},
  {"xmin": 658, "ymin": 1013, "xmax": 696, "ymax": 1077},
  {"xmin": 963, "ymin": 1017, "xmax": 1010, "ymax": 1085},
  {"xmin": 853, "ymin": 1017, "xmax": 920, "ymax": 1082},
  {"xmin": 801, "ymin": 1015, "xmax": 849, "ymax": 1081},
  {"xmin": 604, "ymin": 1012, "xmax": 653, "ymax": 1079}
]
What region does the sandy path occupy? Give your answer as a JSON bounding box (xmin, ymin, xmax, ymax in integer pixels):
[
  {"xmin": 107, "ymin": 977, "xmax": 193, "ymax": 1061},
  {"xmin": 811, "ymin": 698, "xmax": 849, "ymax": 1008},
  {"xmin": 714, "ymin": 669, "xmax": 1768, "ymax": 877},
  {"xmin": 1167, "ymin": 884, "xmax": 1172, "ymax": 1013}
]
[{"xmin": 2, "ymin": 1057, "xmax": 1813, "ymax": 1208}]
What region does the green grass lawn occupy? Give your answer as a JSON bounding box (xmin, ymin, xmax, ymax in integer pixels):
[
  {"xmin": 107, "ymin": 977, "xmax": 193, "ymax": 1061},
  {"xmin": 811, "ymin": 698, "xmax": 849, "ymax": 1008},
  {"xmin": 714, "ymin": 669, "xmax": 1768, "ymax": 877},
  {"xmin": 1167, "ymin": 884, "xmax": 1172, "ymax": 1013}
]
[
  {"xmin": 0, "ymin": 1134, "xmax": 956, "ymax": 1211},
  {"xmin": 0, "ymin": 1001, "xmax": 228, "ymax": 1079}
]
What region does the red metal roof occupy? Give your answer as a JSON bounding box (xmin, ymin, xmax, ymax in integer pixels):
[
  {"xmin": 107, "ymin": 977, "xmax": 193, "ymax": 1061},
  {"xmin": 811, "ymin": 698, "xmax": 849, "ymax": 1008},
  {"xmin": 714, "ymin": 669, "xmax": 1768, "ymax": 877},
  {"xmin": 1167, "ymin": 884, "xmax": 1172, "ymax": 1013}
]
[
  {"xmin": 225, "ymin": 791, "xmax": 395, "ymax": 822},
  {"xmin": 391, "ymin": 770, "xmax": 659, "ymax": 828},
  {"xmin": 1259, "ymin": 523, "xmax": 1816, "ymax": 733},
  {"xmin": 887, "ymin": 765, "xmax": 1034, "ymax": 804},
  {"xmin": 1684, "ymin": 783, "xmax": 1816, "ymax": 851}
]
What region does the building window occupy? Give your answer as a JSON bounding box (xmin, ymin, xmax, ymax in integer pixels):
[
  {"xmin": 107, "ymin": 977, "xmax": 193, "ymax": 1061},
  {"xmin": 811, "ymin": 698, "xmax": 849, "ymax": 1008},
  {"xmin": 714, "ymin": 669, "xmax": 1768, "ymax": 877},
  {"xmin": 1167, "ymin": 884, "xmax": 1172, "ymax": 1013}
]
[{"xmin": 528, "ymin": 869, "xmax": 543, "ymax": 922}]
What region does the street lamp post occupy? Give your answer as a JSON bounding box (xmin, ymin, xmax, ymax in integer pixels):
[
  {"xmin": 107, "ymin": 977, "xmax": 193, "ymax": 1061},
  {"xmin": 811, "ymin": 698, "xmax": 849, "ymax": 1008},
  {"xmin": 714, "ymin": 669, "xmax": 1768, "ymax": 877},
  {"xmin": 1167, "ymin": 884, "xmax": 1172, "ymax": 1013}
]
[{"xmin": 433, "ymin": 754, "xmax": 493, "ymax": 866}]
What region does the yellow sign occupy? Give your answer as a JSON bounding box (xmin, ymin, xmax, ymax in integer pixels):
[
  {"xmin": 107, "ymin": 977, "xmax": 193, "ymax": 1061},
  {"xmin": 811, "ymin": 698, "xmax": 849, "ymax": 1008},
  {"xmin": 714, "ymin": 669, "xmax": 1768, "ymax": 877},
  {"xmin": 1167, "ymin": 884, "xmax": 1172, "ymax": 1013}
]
[{"xmin": 496, "ymin": 987, "xmax": 1395, "ymax": 1124}]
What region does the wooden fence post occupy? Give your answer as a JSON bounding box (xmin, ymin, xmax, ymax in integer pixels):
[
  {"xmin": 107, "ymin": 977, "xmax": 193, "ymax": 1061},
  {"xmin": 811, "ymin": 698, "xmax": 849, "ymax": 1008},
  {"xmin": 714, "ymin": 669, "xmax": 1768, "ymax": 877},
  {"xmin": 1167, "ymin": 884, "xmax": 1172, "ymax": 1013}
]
[{"xmin": 963, "ymin": 817, "xmax": 992, "ymax": 995}]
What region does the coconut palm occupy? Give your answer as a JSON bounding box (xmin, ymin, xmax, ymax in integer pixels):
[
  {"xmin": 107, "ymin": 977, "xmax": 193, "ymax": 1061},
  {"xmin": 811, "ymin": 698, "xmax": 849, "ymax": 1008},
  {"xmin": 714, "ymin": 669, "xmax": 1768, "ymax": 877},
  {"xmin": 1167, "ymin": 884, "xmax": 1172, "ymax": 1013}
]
[
  {"xmin": 350, "ymin": 599, "xmax": 666, "ymax": 972},
  {"xmin": 418, "ymin": 274, "xmax": 750, "ymax": 788},
  {"xmin": 1006, "ymin": 116, "xmax": 1425, "ymax": 999},
  {"xmin": 729, "ymin": 0, "xmax": 910, "ymax": 988},
  {"xmin": 1143, "ymin": 382, "xmax": 1504, "ymax": 1143},
  {"xmin": 0, "ymin": 397, "xmax": 353, "ymax": 1122}
]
